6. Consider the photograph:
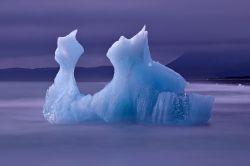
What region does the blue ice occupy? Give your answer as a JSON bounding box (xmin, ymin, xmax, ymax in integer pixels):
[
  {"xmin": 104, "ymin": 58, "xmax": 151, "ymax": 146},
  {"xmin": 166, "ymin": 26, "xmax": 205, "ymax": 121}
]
[{"xmin": 43, "ymin": 27, "xmax": 214, "ymax": 124}]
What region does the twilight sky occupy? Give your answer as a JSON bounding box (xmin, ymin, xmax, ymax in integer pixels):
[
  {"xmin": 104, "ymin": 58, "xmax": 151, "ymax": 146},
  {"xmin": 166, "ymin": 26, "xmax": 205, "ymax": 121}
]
[{"xmin": 1, "ymin": 0, "xmax": 250, "ymax": 69}]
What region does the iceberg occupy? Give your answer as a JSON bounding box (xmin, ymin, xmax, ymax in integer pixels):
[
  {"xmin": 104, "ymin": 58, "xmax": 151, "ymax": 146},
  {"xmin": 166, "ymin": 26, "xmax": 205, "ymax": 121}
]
[{"xmin": 43, "ymin": 26, "xmax": 214, "ymax": 124}]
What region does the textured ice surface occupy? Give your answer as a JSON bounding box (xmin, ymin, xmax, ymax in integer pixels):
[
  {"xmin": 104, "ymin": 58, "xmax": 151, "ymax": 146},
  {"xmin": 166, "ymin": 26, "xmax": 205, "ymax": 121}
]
[{"xmin": 43, "ymin": 27, "xmax": 214, "ymax": 124}]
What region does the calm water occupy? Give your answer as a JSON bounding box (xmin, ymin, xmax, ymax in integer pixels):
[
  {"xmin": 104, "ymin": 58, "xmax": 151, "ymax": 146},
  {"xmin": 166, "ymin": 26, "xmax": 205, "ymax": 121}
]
[{"xmin": 0, "ymin": 82, "xmax": 250, "ymax": 166}]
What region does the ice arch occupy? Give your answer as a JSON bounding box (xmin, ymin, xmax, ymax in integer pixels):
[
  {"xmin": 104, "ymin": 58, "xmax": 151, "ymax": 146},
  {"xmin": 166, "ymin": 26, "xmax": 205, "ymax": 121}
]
[{"xmin": 43, "ymin": 27, "xmax": 214, "ymax": 124}]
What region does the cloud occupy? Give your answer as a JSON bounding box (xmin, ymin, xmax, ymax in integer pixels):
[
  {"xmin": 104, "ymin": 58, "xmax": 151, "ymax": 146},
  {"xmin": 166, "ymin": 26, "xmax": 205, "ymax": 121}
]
[{"xmin": 0, "ymin": 0, "xmax": 250, "ymax": 68}]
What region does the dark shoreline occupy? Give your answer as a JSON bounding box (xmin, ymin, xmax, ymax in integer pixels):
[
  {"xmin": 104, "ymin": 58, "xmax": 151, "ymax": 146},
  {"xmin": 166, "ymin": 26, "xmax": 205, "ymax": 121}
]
[
  {"xmin": 0, "ymin": 79, "xmax": 250, "ymax": 86},
  {"xmin": 0, "ymin": 67, "xmax": 249, "ymax": 84},
  {"xmin": 189, "ymin": 78, "xmax": 250, "ymax": 85}
]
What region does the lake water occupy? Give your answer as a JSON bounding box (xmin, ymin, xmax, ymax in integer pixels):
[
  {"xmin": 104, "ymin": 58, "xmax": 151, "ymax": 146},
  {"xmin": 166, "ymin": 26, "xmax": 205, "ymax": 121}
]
[{"xmin": 0, "ymin": 82, "xmax": 250, "ymax": 166}]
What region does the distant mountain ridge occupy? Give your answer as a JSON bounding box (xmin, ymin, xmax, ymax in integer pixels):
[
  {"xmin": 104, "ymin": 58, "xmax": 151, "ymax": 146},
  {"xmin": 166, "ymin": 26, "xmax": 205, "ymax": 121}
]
[
  {"xmin": 0, "ymin": 67, "xmax": 114, "ymax": 81},
  {"xmin": 168, "ymin": 50, "xmax": 250, "ymax": 79},
  {"xmin": 1, "ymin": 50, "xmax": 250, "ymax": 82}
]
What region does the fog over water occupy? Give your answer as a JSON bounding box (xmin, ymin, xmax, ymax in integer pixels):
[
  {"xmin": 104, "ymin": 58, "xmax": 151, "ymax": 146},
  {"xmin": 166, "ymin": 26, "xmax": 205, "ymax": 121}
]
[{"xmin": 0, "ymin": 82, "xmax": 250, "ymax": 166}]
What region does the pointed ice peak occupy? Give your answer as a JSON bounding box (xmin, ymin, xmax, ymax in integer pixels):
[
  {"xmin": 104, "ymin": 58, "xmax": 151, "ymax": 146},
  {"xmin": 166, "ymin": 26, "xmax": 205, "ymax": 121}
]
[
  {"xmin": 135, "ymin": 25, "xmax": 146, "ymax": 37},
  {"xmin": 55, "ymin": 30, "xmax": 84, "ymax": 68},
  {"xmin": 131, "ymin": 25, "xmax": 148, "ymax": 43},
  {"xmin": 68, "ymin": 29, "xmax": 78, "ymax": 38},
  {"xmin": 57, "ymin": 29, "xmax": 79, "ymax": 46},
  {"xmin": 137, "ymin": 25, "xmax": 146, "ymax": 35},
  {"xmin": 141, "ymin": 25, "xmax": 146, "ymax": 31}
]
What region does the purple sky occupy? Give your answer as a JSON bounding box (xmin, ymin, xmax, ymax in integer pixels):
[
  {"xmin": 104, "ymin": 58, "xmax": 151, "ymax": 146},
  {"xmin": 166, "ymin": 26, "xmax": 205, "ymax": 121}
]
[{"xmin": 1, "ymin": 0, "xmax": 250, "ymax": 69}]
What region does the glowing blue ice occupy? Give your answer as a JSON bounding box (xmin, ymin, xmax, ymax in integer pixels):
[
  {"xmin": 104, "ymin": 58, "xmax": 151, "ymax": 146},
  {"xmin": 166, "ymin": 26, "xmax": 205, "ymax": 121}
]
[{"xmin": 43, "ymin": 27, "xmax": 214, "ymax": 124}]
